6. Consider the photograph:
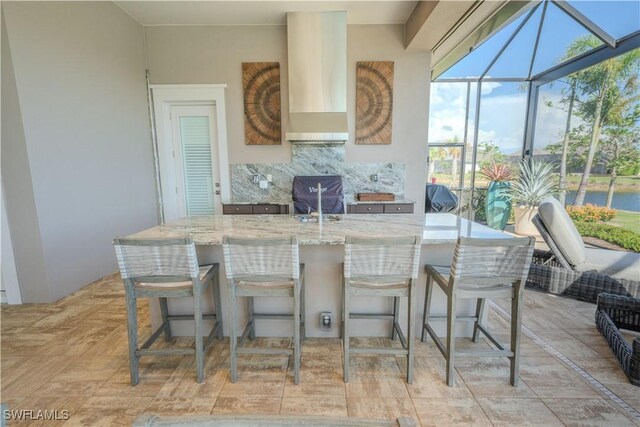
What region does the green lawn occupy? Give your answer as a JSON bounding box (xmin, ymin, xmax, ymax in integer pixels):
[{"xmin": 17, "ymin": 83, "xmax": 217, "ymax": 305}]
[{"xmin": 611, "ymin": 210, "xmax": 640, "ymax": 234}]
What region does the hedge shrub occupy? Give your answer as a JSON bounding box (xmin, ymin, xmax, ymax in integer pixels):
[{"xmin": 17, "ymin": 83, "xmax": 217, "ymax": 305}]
[
  {"xmin": 574, "ymin": 221, "xmax": 640, "ymax": 252},
  {"xmin": 567, "ymin": 204, "xmax": 616, "ymax": 223}
]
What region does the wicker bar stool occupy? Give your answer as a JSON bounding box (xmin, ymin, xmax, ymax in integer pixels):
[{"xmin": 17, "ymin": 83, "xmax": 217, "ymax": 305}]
[
  {"xmin": 421, "ymin": 236, "xmax": 535, "ymax": 386},
  {"xmin": 113, "ymin": 237, "xmax": 223, "ymax": 385},
  {"xmin": 222, "ymin": 236, "xmax": 305, "ymax": 384},
  {"xmin": 342, "ymin": 235, "xmax": 422, "ymax": 383}
]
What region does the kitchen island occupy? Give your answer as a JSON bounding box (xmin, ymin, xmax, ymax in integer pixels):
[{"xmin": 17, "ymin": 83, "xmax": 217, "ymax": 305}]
[{"xmin": 128, "ymin": 213, "xmax": 513, "ymax": 338}]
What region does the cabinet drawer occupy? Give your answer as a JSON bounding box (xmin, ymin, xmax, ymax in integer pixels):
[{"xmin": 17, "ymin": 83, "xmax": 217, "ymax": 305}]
[
  {"xmin": 384, "ymin": 203, "xmax": 414, "ymax": 214},
  {"xmin": 352, "ymin": 204, "xmax": 384, "ymax": 214},
  {"xmin": 253, "ymin": 204, "xmax": 281, "ymax": 214},
  {"xmin": 223, "ymin": 205, "xmax": 253, "ymax": 215}
]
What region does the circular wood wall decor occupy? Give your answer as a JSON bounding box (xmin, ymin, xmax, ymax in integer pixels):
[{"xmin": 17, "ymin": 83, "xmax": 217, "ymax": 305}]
[
  {"xmin": 356, "ymin": 61, "xmax": 394, "ymax": 145},
  {"xmin": 243, "ymin": 62, "xmax": 282, "ymax": 145}
]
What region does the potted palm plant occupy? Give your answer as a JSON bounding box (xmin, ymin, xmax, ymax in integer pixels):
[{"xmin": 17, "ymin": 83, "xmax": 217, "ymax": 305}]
[
  {"xmin": 511, "ymin": 158, "xmax": 558, "ymax": 236},
  {"xmin": 479, "ymin": 161, "xmax": 514, "ymax": 230}
]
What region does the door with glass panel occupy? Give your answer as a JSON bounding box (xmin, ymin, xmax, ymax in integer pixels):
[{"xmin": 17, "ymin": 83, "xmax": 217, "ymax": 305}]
[{"xmin": 170, "ymin": 105, "xmax": 221, "ymax": 217}]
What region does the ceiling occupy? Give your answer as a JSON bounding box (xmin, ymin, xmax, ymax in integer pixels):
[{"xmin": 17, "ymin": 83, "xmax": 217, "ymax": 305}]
[{"xmin": 115, "ymin": 1, "xmax": 419, "ymax": 26}]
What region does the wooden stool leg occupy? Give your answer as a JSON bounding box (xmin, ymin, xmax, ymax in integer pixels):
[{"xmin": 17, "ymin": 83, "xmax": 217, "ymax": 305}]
[
  {"xmin": 407, "ymin": 280, "xmax": 416, "ymax": 384},
  {"xmin": 293, "ymin": 279, "xmax": 301, "ymax": 385},
  {"xmin": 421, "ymin": 274, "xmax": 433, "ymax": 342},
  {"xmin": 212, "ymin": 269, "xmax": 224, "ymax": 340},
  {"xmin": 124, "ymin": 283, "xmax": 140, "ymax": 386},
  {"xmin": 392, "ymin": 296, "xmax": 400, "ymax": 340},
  {"xmin": 446, "ymin": 290, "xmax": 457, "ymax": 387},
  {"xmin": 472, "ymin": 298, "xmax": 485, "ymax": 343},
  {"xmin": 229, "ymin": 283, "xmax": 239, "ymax": 383},
  {"xmin": 193, "ymin": 284, "xmax": 204, "ymax": 383},
  {"xmin": 510, "ymin": 285, "xmax": 523, "ymax": 386},
  {"xmin": 248, "ymin": 296, "xmax": 256, "ymax": 340},
  {"xmin": 343, "ymin": 278, "xmax": 350, "ymax": 383},
  {"xmin": 159, "ymin": 297, "xmax": 172, "ymax": 342}
]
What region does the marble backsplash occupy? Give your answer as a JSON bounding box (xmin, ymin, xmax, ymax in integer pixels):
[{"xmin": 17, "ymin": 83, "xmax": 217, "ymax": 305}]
[{"xmin": 231, "ymin": 145, "xmax": 405, "ymax": 203}]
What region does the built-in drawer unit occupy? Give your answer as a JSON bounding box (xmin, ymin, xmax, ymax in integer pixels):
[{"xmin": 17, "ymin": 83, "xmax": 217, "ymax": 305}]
[
  {"xmin": 384, "ymin": 203, "xmax": 414, "ymax": 214},
  {"xmin": 223, "ymin": 204, "xmax": 289, "ymax": 215},
  {"xmin": 348, "ymin": 204, "xmax": 384, "ymax": 214},
  {"xmin": 347, "ymin": 202, "xmax": 414, "ymax": 214}
]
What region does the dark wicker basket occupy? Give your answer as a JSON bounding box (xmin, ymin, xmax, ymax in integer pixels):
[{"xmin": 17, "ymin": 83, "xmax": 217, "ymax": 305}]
[{"xmin": 595, "ymin": 293, "xmax": 639, "ymax": 386}]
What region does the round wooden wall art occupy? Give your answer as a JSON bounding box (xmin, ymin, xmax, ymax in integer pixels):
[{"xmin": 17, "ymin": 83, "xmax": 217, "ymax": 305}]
[
  {"xmin": 243, "ymin": 62, "xmax": 282, "ymax": 145},
  {"xmin": 356, "ymin": 61, "xmax": 394, "ymax": 145}
]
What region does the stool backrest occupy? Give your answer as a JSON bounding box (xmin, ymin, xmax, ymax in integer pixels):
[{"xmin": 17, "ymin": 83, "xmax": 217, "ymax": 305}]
[
  {"xmin": 344, "ymin": 236, "xmax": 422, "ymax": 279},
  {"xmin": 113, "ymin": 237, "xmax": 199, "ymax": 283},
  {"xmin": 222, "ymin": 236, "xmax": 300, "ymax": 280},
  {"xmin": 450, "ymin": 236, "xmax": 535, "ymax": 287}
]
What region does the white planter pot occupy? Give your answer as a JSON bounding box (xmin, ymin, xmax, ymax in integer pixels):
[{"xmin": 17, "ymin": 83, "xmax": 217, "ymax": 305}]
[{"xmin": 514, "ymin": 205, "xmax": 541, "ymax": 237}]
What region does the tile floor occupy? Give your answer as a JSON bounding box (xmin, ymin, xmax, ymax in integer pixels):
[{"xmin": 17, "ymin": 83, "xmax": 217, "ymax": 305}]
[{"xmin": 1, "ymin": 274, "xmax": 639, "ymax": 426}]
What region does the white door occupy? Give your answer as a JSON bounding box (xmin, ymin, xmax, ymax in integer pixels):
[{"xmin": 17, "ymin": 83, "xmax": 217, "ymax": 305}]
[{"xmin": 169, "ymin": 105, "xmax": 222, "ymax": 217}]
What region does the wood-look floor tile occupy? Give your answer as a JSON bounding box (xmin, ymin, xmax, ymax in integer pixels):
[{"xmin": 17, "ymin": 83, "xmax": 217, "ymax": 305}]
[
  {"xmin": 62, "ymin": 396, "xmax": 152, "ymax": 427},
  {"xmin": 301, "ymin": 338, "xmax": 342, "ymax": 356},
  {"xmin": 412, "ymin": 398, "xmax": 493, "ymax": 426},
  {"xmin": 153, "ymin": 358, "xmax": 227, "ymax": 400},
  {"xmin": 405, "ymin": 358, "xmax": 472, "ymax": 398},
  {"xmin": 347, "ymin": 397, "xmax": 417, "ymax": 422},
  {"xmin": 1, "ymin": 356, "xmax": 75, "ymax": 398},
  {"xmin": 219, "ymin": 379, "xmax": 284, "ymax": 398},
  {"xmin": 211, "ymin": 397, "xmax": 281, "ymax": 415},
  {"xmin": 33, "ymin": 356, "xmax": 126, "ymax": 397},
  {"xmin": 454, "ymin": 358, "xmax": 536, "ymax": 398},
  {"xmin": 283, "ymin": 380, "xmax": 345, "ymax": 398},
  {"xmin": 520, "ymin": 357, "xmax": 601, "ymax": 399},
  {"xmin": 94, "ymin": 356, "xmax": 183, "ymax": 398},
  {"xmin": 288, "ymin": 354, "xmax": 343, "ymax": 383},
  {"xmin": 233, "ymin": 355, "xmax": 289, "ymax": 381},
  {"xmin": 280, "ymin": 397, "xmax": 347, "ymax": 417},
  {"xmin": 542, "ymin": 398, "xmax": 636, "ymax": 426},
  {"xmin": 347, "ymin": 356, "xmax": 402, "ymax": 380},
  {"xmin": 476, "ymin": 397, "xmax": 563, "ymax": 426},
  {"xmin": 345, "ymin": 377, "xmax": 409, "ymax": 398}
]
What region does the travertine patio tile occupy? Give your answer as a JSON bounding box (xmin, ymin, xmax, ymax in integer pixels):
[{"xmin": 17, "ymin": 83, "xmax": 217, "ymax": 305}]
[
  {"xmin": 211, "ymin": 397, "xmax": 281, "ymax": 415},
  {"xmin": 345, "ymin": 377, "xmax": 409, "ymax": 398},
  {"xmin": 280, "ymin": 397, "xmax": 348, "ymax": 416},
  {"xmin": 520, "ymin": 356, "xmax": 601, "ymax": 398},
  {"xmin": 62, "ymin": 396, "xmax": 153, "ymax": 427},
  {"xmin": 542, "ymin": 398, "xmax": 636, "ymax": 426},
  {"xmin": 347, "ymin": 397, "xmax": 417, "ymax": 421},
  {"xmin": 476, "ymin": 397, "xmax": 563, "ymax": 426},
  {"xmin": 455, "ymin": 358, "xmax": 537, "ymax": 398},
  {"xmin": 413, "ymin": 397, "xmax": 493, "ymax": 426}
]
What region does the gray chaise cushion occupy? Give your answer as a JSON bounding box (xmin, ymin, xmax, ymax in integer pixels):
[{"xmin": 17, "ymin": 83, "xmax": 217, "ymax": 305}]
[
  {"xmin": 537, "ymin": 197, "xmax": 586, "ymax": 267},
  {"xmin": 576, "ymin": 248, "xmax": 640, "ymax": 282}
]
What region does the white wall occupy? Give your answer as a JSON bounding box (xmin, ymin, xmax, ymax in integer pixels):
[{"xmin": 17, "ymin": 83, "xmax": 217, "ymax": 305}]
[
  {"xmin": 145, "ymin": 24, "xmax": 431, "ymax": 211},
  {"xmin": 1, "ymin": 2, "xmax": 158, "ymax": 302}
]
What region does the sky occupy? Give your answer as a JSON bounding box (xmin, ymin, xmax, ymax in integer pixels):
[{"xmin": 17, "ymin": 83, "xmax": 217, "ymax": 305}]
[{"xmin": 429, "ymin": 0, "xmax": 640, "ymax": 158}]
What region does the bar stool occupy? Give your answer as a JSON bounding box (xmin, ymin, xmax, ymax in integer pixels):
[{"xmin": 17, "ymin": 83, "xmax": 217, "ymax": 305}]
[
  {"xmin": 342, "ymin": 235, "xmax": 422, "ymax": 383},
  {"xmin": 113, "ymin": 237, "xmax": 223, "ymax": 384},
  {"xmin": 222, "ymin": 236, "xmax": 305, "ymax": 384},
  {"xmin": 421, "ymin": 236, "xmax": 535, "ymax": 386}
]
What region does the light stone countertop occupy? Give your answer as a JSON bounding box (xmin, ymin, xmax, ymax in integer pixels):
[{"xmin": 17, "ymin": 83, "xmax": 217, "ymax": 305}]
[{"xmin": 128, "ymin": 213, "xmax": 512, "ymax": 245}]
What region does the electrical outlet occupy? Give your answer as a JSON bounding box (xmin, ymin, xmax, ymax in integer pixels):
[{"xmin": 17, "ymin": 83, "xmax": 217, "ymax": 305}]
[
  {"xmin": 252, "ymin": 175, "xmax": 260, "ymax": 184},
  {"xmin": 371, "ymin": 174, "xmax": 379, "ymax": 182},
  {"xmin": 320, "ymin": 312, "xmax": 332, "ymax": 330},
  {"xmin": 266, "ymin": 174, "xmax": 273, "ymax": 182}
]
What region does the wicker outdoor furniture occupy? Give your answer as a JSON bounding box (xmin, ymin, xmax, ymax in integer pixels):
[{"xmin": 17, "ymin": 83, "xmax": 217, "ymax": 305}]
[
  {"xmin": 342, "ymin": 235, "xmax": 422, "ymax": 384},
  {"xmin": 526, "ymin": 198, "xmax": 639, "ymax": 303},
  {"xmin": 595, "ymin": 293, "xmax": 639, "ymax": 386},
  {"xmin": 113, "ymin": 237, "xmax": 223, "ymax": 384},
  {"xmin": 422, "ymin": 236, "xmax": 536, "ymax": 387}
]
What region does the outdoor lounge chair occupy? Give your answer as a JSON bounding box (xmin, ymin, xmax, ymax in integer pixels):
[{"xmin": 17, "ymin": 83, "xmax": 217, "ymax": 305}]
[
  {"xmin": 595, "ymin": 293, "xmax": 639, "ymax": 386},
  {"xmin": 526, "ymin": 197, "xmax": 640, "ymax": 302}
]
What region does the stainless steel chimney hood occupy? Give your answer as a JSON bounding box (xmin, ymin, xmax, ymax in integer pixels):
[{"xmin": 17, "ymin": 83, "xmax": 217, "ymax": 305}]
[{"xmin": 286, "ymin": 12, "xmax": 348, "ymax": 143}]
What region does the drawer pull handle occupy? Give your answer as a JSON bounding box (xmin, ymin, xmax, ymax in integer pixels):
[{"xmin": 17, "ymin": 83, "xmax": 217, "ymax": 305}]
[
  {"xmin": 265, "ymin": 207, "xmax": 269, "ymax": 211},
  {"xmin": 367, "ymin": 207, "xmax": 371, "ymax": 211},
  {"xmin": 396, "ymin": 207, "xmax": 401, "ymax": 211},
  {"xmin": 235, "ymin": 208, "xmax": 240, "ymax": 211}
]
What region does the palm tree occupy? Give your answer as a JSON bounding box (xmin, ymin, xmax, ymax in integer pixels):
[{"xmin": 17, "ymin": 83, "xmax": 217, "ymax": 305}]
[{"xmin": 562, "ymin": 37, "xmax": 640, "ymax": 206}]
